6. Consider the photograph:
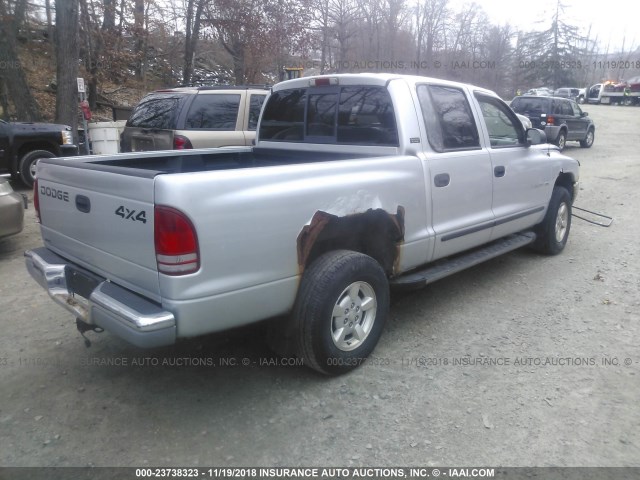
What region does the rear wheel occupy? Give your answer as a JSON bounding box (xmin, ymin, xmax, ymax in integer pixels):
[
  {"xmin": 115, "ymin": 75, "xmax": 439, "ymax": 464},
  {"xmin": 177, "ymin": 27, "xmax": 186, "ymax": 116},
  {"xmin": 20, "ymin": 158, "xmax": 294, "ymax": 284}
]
[
  {"xmin": 531, "ymin": 186, "xmax": 572, "ymax": 255},
  {"xmin": 293, "ymin": 250, "xmax": 389, "ymax": 375},
  {"xmin": 19, "ymin": 150, "xmax": 56, "ymax": 187},
  {"xmin": 555, "ymin": 131, "xmax": 567, "ymax": 151},
  {"xmin": 580, "ymin": 128, "xmax": 594, "ymax": 148}
]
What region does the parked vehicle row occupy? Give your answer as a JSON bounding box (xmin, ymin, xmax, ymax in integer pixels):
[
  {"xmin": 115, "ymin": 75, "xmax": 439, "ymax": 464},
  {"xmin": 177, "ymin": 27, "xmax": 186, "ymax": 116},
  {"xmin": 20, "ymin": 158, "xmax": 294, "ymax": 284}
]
[{"xmin": 521, "ymin": 87, "xmax": 586, "ymax": 104}]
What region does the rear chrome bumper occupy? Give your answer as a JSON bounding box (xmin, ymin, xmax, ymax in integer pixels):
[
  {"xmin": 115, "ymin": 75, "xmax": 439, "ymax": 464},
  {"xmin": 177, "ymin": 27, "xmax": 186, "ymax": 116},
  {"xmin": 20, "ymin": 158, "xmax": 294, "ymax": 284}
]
[{"xmin": 25, "ymin": 247, "xmax": 176, "ymax": 348}]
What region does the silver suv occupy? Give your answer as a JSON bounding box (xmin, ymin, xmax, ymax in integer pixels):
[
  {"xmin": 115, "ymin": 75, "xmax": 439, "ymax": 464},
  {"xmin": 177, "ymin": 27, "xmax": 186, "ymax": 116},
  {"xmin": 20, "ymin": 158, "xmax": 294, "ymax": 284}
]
[{"xmin": 120, "ymin": 86, "xmax": 269, "ymax": 152}]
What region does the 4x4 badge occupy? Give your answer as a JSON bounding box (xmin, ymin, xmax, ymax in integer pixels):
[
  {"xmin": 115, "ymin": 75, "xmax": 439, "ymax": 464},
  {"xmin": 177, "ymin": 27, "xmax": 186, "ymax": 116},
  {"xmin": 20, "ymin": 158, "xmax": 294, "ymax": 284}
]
[{"xmin": 115, "ymin": 205, "xmax": 147, "ymax": 224}]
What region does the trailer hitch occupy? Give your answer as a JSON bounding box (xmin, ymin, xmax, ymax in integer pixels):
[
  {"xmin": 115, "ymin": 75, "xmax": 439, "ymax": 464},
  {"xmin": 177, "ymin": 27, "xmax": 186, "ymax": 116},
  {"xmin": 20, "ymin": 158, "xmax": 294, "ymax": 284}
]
[
  {"xmin": 572, "ymin": 205, "xmax": 613, "ymax": 227},
  {"xmin": 76, "ymin": 318, "xmax": 104, "ymax": 347}
]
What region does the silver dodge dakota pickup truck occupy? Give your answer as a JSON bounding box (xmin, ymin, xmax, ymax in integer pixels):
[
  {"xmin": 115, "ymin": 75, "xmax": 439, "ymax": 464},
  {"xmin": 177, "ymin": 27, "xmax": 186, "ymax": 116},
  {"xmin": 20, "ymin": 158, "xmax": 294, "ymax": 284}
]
[{"xmin": 25, "ymin": 74, "xmax": 579, "ymax": 375}]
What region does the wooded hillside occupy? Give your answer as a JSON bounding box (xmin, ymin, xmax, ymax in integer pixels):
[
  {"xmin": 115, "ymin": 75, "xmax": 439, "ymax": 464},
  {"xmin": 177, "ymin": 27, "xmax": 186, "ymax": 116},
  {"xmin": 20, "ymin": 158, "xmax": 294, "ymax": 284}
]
[{"xmin": 1, "ymin": 0, "xmax": 638, "ymax": 126}]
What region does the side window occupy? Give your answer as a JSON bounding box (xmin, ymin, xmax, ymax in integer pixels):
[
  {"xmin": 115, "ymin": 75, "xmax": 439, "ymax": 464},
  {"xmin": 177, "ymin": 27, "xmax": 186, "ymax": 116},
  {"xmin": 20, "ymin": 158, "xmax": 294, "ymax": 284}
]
[
  {"xmin": 247, "ymin": 94, "xmax": 266, "ymax": 131},
  {"xmin": 185, "ymin": 94, "xmax": 241, "ymax": 130},
  {"xmin": 475, "ymin": 93, "xmax": 523, "ymax": 147},
  {"xmin": 570, "ymin": 101, "xmax": 582, "ymax": 117},
  {"xmin": 417, "ymin": 85, "xmax": 480, "ymax": 152},
  {"xmin": 552, "ymin": 100, "xmax": 570, "ymax": 115}
]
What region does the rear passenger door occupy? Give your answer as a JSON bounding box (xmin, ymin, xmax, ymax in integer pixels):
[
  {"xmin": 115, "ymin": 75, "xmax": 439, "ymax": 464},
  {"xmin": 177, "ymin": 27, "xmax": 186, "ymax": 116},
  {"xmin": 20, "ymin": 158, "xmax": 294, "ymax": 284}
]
[
  {"xmin": 416, "ymin": 84, "xmax": 494, "ymax": 259},
  {"xmin": 181, "ymin": 92, "xmax": 244, "ymax": 148},
  {"xmin": 242, "ymin": 93, "xmax": 267, "ymax": 145},
  {"xmin": 553, "ymin": 99, "xmax": 576, "ymax": 140},
  {"xmin": 473, "ymin": 93, "xmax": 551, "ymax": 240}
]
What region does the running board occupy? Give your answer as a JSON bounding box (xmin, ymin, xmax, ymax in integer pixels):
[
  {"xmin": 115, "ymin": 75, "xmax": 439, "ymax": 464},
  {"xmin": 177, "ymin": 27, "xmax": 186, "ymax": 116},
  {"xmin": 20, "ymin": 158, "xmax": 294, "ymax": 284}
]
[{"xmin": 391, "ymin": 232, "xmax": 536, "ymax": 288}]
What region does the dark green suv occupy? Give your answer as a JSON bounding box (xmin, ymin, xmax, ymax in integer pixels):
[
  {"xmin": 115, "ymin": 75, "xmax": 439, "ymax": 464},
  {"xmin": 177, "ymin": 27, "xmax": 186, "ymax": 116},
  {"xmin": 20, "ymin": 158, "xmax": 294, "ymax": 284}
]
[{"xmin": 510, "ymin": 95, "xmax": 595, "ymax": 151}]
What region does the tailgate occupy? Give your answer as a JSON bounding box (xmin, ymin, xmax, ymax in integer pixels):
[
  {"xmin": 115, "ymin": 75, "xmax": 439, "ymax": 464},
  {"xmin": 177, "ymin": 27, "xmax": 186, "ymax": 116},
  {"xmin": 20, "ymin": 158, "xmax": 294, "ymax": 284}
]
[
  {"xmin": 36, "ymin": 160, "xmax": 160, "ymax": 301},
  {"xmin": 123, "ymin": 127, "xmax": 174, "ymax": 152}
]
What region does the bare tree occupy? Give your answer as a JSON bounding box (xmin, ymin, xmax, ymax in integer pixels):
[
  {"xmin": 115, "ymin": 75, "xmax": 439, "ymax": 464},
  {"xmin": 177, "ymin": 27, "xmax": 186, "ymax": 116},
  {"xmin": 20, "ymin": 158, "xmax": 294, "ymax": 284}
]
[
  {"xmin": 206, "ymin": 0, "xmax": 312, "ymax": 84},
  {"xmin": 356, "ymin": 0, "xmax": 382, "ymax": 60},
  {"xmin": 182, "ymin": 0, "xmax": 206, "ymax": 85},
  {"xmin": 328, "ymin": 0, "xmax": 358, "ymax": 68},
  {"xmin": 381, "ymin": 0, "xmax": 407, "ymax": 59},
  {"xmin": 313, "ymin": 0, "xmax": 332, "ymax": 73},
  {"xmin": 413, "ymin": 0, "xmax": 448, "ymax": 70},
  {"xmin": 102, "ymin": 0, "xmax": 116, "ymax": 31},
  {"xmin": 0, "ymin": 0, "xmax": 41, "ymax": 120},
  {"xmin": 55, "ymin": 0, "xmax": 79, "ymax": 137},
  {"xmin": 133, "ymin": 0, "xmax": 145, "ymax": 78}
]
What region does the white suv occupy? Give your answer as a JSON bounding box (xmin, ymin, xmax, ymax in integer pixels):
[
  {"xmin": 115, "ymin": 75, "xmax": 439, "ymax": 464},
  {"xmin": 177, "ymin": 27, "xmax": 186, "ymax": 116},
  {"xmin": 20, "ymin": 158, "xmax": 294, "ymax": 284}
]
[{"xmin": 121, "ymin": 86, "xmax": 269, "ymax": 152}]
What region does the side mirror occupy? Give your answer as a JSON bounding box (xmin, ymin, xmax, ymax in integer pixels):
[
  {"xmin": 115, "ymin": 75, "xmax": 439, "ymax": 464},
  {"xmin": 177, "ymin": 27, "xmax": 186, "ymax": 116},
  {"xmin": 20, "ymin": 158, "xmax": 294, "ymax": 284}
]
[
  {"xmin": 526, "ymin": 128, "xmax": 547, "ymax": 146},
  {"xmin": 581, "ymin": 111, "xmax": 588, "ymax": 117}
]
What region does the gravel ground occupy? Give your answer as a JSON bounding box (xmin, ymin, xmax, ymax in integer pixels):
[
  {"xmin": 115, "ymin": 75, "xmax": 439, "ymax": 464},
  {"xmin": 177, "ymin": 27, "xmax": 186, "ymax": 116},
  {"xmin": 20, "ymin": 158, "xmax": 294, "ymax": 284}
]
[{"xmin": 0, "ymin": 104, "xmax": 639, "ymax": 469}]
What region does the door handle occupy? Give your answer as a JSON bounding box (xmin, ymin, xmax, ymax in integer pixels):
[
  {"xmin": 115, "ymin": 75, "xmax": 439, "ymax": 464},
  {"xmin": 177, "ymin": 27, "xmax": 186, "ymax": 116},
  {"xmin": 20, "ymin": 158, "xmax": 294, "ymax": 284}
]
[
  {"xmin": 434, "ymin": 173, "xmax": 450, "ymax": 187},
  {"xmin": 494, "ymin": 166, "xmax": 506, "ymax": 177}
]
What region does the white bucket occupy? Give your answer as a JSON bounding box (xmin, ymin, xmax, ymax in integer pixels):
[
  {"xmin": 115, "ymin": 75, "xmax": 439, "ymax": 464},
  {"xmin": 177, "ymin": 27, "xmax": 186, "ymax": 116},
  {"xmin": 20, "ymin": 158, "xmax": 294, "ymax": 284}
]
[{"xmin": 88, "ymin": 121, "xmax": 125, "ymax": 155}]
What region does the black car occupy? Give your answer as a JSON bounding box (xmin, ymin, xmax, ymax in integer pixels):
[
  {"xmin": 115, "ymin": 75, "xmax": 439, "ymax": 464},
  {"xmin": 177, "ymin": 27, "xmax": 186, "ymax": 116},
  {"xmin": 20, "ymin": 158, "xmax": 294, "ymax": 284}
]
[{"xmin": 510, "ymin": 95, "xmax": 595, "ymax": 151}]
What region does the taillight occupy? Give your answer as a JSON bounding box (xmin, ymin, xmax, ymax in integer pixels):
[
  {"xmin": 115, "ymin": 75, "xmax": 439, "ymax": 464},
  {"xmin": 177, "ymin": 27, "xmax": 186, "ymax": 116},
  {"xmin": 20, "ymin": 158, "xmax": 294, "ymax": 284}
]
[
  {"xmin": 33, "ymin": 179, "xmax": 40, "ymax": 223},
  {"xmin": 154, "ymin": 206, "xmax": 199, "ymax": 275},
  {"xmin": 547, "ymin": 116, "xmax": 555, "ymax": 126},
  {"xmin": 173, "ymin": 135, "xmax": 193, "ymax": 150}
]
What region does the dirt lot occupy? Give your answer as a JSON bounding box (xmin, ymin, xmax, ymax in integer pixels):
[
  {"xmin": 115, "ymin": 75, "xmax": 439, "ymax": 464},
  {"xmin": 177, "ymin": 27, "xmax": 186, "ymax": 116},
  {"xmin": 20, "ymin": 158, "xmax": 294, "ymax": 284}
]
[{"xmin": 1, "ymin": 104, "xmax": 639, "ymax": 469}]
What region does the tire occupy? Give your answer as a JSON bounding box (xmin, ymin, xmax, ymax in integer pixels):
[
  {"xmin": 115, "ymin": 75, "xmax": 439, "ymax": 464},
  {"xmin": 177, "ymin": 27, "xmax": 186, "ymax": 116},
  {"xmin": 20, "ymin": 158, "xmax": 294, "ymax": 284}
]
[
  {"xmin": 555, "ymin": 131, "xmax": 567, "ymax": 151},
  {"xmin": 293, "ymin": 250, "xmax": 389, "ymax": 375},
  {"xmin": 578, "ymin": 96, "xmax": 585, "ymax": 104},
  {"xmin": 580, "ymin": 128, "xmax": 594, "ymax": 148},
  {"xmin": 531, "ymin": 186, "xmax": 572, "ymax": 255},
  {"xmin": 19, "ymin": 150, "xmax": 56, "ymax": 187}
]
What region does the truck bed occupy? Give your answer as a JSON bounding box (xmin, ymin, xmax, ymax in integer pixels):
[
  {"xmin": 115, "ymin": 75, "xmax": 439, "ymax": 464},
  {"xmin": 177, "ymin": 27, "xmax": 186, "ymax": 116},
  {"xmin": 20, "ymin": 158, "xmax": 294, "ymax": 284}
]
[{"xmin": 45, "ymin": 148, "xmax": 378, "ymax": 177}]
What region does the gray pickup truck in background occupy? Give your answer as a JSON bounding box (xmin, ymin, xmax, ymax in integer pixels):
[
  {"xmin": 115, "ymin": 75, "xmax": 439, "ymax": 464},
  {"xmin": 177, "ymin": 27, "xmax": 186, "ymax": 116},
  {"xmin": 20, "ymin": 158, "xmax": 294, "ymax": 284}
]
[{"xmin": 25, "ymin": 74, "xmax": 579, "ymax": 375}]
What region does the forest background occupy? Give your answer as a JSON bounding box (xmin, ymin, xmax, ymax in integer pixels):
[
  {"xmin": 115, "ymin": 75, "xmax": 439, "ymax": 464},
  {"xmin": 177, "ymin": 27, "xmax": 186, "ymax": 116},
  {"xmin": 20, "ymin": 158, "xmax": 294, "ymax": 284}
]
[{"xmin": 1, "ymin": 0, "xmax": 638, "ymax": 135}]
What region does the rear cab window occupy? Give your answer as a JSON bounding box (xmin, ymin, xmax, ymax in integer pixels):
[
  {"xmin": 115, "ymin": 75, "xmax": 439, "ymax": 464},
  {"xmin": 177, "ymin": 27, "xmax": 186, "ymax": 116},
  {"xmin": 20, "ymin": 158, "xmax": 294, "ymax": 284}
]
[
  {"xmin": 259, "ymin": 86, "xmax": 398, "ymax": 146},
  {"xmin": 416, "ymin": 84, "xmax": 480, "ymax": 152}
]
